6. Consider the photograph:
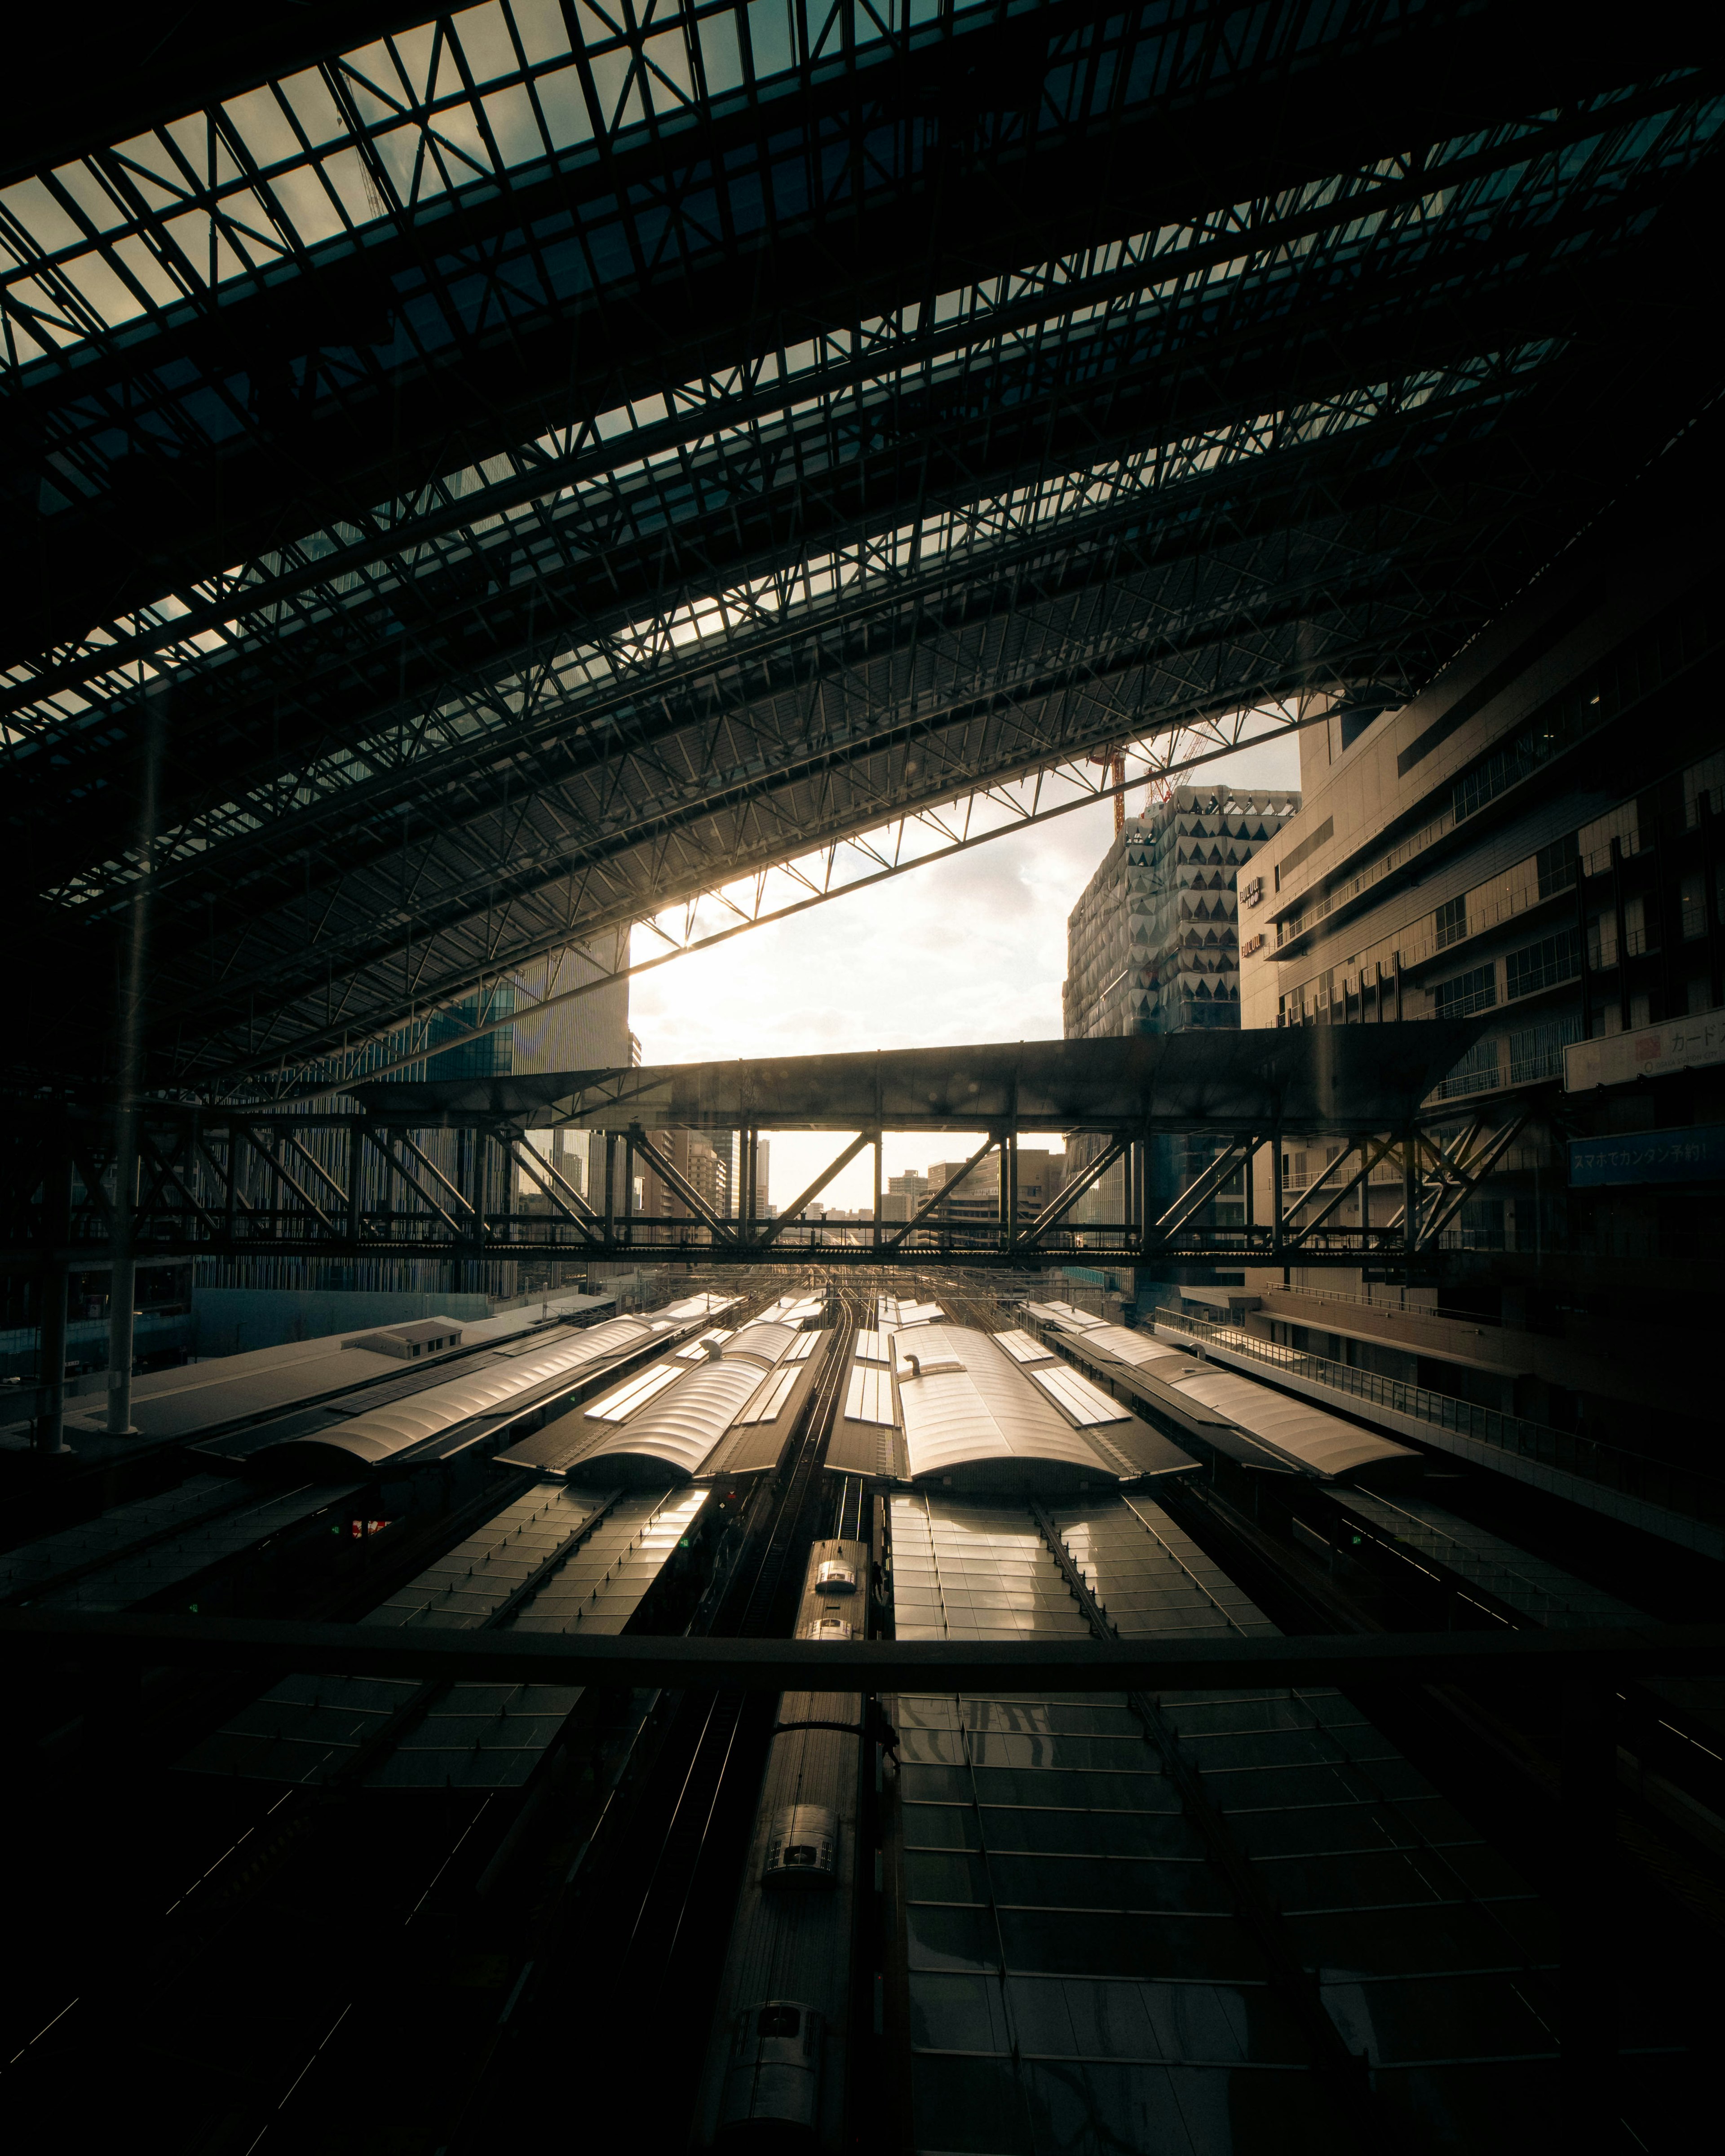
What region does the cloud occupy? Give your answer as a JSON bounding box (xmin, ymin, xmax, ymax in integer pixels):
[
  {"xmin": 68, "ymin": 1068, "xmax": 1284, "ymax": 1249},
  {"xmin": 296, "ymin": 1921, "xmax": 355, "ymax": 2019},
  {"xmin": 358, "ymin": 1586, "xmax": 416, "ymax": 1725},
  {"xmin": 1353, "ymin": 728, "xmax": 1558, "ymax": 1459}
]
[{"xmin": 628, "ymin": 741, "xmax": 1299, "ymax": 1204}]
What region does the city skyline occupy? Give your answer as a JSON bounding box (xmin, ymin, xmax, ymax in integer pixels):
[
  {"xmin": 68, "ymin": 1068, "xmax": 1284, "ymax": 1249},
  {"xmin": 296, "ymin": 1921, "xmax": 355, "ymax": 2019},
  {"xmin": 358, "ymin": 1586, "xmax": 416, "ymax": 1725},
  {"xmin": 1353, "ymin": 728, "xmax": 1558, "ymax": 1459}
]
[{"xmin": 631, "ymin": 736, "xmax": 1300, "ymax": 1207}]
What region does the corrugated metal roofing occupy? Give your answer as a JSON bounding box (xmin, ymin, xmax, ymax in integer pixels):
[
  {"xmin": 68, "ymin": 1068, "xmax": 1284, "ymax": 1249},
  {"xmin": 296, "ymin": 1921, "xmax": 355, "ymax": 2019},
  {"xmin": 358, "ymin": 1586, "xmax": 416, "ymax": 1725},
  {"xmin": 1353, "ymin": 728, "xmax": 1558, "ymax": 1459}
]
[
  {"xmin": 574, "ymin": 1358, "xmax": 765, "ymax": 1482},
  {"xmin": 723, "ymin": 1321, "xmax": 800, "ymax": 1367},
  {"xmin": 179, "ymin": 1484, "xmax": 707, "ymax": 1788},
  {"xmin": 586, "ymin": 1363, "xmax": 686, "ymax": 1423},
  {"xmin": 845, "ymin": 1365, "xmax": 898, "ymax": 1427},
  {"xmin": 1062, "ymin": 1321, "xmax": 1186, "ymax": 1370},
  {"xmin": 733, "ymin": 1367, "xmax": 800, "ymax": 1427},
  {"xmin": 249, "ymin": 1314, "xmax": 660, "ymax": 1469},
  {"xmin": 993, "ymin": 1330, "xmax": 1054, "ymax": 1365},
  {"xmin": 896, "ymin": 1326, "xmax": 1115, "ymax": 1489},
  {"xmin": 1030, "ymin": 1365, "xmax": 1132, "ymax": 1429},
  {"xmin": 893, "ymin": 1491, "xmax": 1566, "ymax": 2131},
  {"xmin": 37, "ymin": 1480, "xmax": 360, "ymax": 1611},
  {"xmin": 3, "ymin": 1473, "xmax": 240, "ymax": 1601},
  {"xmin": 67, "ymin": 1340, "xmax": 409, "ymax": 1441},
  {"xmin": 1022, "ymin": 1300, "xmax": 1106, "ymax": 1334},
  {"xmin": 1167, "ymin": 1366, "xmax": 1417, "ymax": 1482},
  {"xmin": 676, "ymin": 1327, "xmax": 737, "ymax": 1359}
]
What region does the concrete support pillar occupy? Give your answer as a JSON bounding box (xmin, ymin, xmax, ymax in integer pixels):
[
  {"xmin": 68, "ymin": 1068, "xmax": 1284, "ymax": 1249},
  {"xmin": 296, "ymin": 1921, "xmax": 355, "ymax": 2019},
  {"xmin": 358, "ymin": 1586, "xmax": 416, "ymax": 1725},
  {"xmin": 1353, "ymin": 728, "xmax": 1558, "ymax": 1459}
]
[
  {"xmin": 35, "ymin": 1140, "xmax": 73, "ymax": 1454},
  {"xmin": 106, "ymin": 1104, "xmax": 138, "ymax": 1436},
  {"xmin": 1561, "ymin": 1671, "xmax": 1617, "ymax": 2153}
]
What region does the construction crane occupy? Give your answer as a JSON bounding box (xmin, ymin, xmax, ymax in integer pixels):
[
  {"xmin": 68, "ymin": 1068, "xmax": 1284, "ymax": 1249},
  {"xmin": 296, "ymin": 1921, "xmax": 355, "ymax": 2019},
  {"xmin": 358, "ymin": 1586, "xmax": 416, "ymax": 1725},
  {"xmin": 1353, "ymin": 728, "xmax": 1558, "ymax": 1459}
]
[{"xmin": 1088, "ymin": 747, "xmax": 1128, "ymax": 834}]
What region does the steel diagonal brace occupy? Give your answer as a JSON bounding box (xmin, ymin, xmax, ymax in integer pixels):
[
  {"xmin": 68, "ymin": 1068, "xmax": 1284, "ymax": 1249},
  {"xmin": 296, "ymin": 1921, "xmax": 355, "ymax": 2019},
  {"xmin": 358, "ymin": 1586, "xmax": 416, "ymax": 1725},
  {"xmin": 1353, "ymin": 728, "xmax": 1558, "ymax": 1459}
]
[
  {"xmin": 136, "ymin": 1127, "xmax": 223, "ymax": 1242},
  {"xmin": 505, "ymin": 1133, "xmax": 597, "ymax": 1243},
  {"xmin": 1406, "ymin": 1117, "xmax": 1488, "ymax": 1235},
  {"xmin": 275, "ymin": 1125, "xmax": 352, "ymax": 1212},
  {"xmin": 237, "ymin": 1122, "xmax": 338, "ymax": 1235},
  {"xmin": 361, "ymin": 1127, "xmax": 465, "ymax": 1239},
  {"xmin": 1416, "ymin": 1112, "xmax": 1531, "ymax": 1249},
  {"xmin": 627, "ymin": 1123, "xmax": 734, "ymax": 1244},
  {"xmin": 394, "ymin": 1127, "xmax": 481, "ymax": 1225},
  {"xmin": 504, "ymin": 1127, "xmax": 600, "ymax": 1226},
  {"xmin": 1284, "ymin": 1134, "xmax": 1400, "ymax": 1250},
  {"xmin": 1151, "ymin": 1136, "xmax": 1253, "ymax": 1240},
  {"xmin": 1380, "ymin": 1122, "xmax": 1474, "ymax": 1233},
  {"xmin": 193, "ymin": 1132, "xmax": 250, "ymax": 1218},
  {"xmin": 1013, "ymin": 1132, "xmax": 1132, "ymax": 1250},
  {"xmin": 66, "ymin": 1129, "xmax": 115, "ymax": 1230},
  {"xmin": 880, "ymin": 1133, "xmax": 998, "ymax": 1252},
  {"xmin": 759, "ymin": 1131, "xmax": 876, "ymax": 1248}
]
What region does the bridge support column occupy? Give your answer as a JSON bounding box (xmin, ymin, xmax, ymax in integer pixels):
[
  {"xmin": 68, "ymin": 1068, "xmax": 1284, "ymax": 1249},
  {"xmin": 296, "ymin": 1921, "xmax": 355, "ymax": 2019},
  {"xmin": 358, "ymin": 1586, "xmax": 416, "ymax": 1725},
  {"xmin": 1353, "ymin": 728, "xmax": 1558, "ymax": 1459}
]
[
  {"xmin": 35, "ymin": 1140, "xmax": 73, "ymax": 1454},
  {"xmin": 106, "ymin": 1104, "xmax": 138, "ymax": 1436}
]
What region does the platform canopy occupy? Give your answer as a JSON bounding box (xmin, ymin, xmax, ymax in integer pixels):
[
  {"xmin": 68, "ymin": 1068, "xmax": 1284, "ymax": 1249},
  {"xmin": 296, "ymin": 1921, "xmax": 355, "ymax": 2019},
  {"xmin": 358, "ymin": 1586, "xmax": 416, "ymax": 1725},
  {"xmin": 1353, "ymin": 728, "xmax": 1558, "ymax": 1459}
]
[
  {"xmin": 2, "ymin": 4, "xmax": 1720, "ymax": 1090},
  {"xmin": 353, "ymin": 1021, "xmax": 1490, "ymax": 1133}
]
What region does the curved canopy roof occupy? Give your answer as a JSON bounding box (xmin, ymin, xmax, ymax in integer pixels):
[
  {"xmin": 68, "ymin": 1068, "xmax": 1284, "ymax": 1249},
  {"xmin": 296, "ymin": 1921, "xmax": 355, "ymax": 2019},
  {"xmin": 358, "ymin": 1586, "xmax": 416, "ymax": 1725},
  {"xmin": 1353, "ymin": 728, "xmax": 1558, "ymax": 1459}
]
[
  {"xmin": 571, "ymin": 1355, "xmax": 767, "ymax": 1484},
  {"xmin": 251, "ymin": 1311, "xmax": 657, "ymax": 1471},
  {"xmin": 897, "ymin": 1323, "xmax": 1119, "ymax": 1493},
  {"xmin": 1167, "ymin": 1365, "xmax": 1415, "ymax": 1483},
  {"xmin": 721, "ymin": 1320, "xmax": 800, "ymax": 1367},
  {"xmin": 4, "ymin": 4, "xmax": 1718, "ymax": 1087}
]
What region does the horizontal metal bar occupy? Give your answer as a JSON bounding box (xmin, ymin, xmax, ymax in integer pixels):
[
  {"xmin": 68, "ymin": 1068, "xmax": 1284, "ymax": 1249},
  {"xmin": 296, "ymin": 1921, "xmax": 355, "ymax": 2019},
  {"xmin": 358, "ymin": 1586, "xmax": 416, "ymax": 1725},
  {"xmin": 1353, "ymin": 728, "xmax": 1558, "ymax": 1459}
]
[
  {"xmin": 0, "ymin": 1239, "xmax": 1407, "ymax": 1277},
  {"xmin": 4, "ymin": 1611, "xmax": 1720, "ymax": 1693}
]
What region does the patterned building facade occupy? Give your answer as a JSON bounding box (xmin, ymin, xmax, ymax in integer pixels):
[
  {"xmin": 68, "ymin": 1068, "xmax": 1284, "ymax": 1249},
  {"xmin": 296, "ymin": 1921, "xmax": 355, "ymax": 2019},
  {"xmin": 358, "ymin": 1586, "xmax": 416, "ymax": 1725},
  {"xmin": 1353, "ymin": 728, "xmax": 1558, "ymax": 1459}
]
[{"xmin": 1062, "ymin": 787, "xmax": 1302, "ymax": 1041}]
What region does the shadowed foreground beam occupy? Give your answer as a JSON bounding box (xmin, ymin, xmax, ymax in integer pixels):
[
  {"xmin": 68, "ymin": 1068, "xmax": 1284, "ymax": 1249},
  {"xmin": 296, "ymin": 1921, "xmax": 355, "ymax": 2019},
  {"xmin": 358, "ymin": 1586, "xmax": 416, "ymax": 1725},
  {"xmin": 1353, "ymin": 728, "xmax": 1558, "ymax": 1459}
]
[{"xmin": 3, "ymin": 1610, "xmax": 1721, "ymax": 1692}]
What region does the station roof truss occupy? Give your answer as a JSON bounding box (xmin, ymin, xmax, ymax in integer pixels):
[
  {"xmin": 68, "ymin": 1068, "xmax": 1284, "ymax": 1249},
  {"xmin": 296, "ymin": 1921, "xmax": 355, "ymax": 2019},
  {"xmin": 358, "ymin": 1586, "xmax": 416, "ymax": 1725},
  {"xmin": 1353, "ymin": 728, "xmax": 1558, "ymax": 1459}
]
[{"xmin": 2, "ymin": 2, "xmax": 1721, "ymax": 1089}]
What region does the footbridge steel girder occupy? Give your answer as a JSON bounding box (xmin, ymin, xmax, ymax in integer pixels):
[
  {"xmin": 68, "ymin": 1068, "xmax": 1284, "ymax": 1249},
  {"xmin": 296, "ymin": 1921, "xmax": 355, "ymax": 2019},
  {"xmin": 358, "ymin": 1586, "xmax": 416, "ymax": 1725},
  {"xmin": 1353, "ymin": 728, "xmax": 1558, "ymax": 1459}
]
[{"xmin": 0, "ymin": 1026, "xmax": 1506, "ymax": 1274}]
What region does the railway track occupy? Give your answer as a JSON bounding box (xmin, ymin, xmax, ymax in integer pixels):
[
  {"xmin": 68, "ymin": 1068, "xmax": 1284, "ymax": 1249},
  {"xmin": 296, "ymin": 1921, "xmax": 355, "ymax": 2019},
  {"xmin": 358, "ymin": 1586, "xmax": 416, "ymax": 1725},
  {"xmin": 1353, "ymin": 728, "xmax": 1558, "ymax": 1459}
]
[{"xmin": 444, "ymin": 1285, "xmax": 859, "ymax": 2154}]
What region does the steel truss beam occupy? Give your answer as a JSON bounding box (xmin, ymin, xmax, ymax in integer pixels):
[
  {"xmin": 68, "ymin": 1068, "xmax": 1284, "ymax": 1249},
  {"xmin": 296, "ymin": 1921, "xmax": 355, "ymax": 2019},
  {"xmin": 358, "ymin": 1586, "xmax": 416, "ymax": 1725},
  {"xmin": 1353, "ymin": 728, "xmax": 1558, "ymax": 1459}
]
[
  {"xmin": 4, "ymin": 1608, "xmax": 1718, "ymax": 1693},
  {"xmin": 253, "ymin": 707, "xmax": 1316, "ymax": 1098},
  {"xmin": 4, "ymin": 9, "xmax": 1717, "ymax": 1091},
  {"xmin": 1, "ymin": 1098, "xmax": 1515, "ymax": 1275}
]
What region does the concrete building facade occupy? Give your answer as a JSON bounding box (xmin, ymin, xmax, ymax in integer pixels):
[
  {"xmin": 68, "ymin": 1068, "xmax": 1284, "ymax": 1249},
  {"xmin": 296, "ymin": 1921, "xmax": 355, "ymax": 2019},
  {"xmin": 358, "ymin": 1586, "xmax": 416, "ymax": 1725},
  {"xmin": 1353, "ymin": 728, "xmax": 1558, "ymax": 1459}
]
[{"xmin": 1230, "ymin": 521, "xmax": 1722, "ymax": 1467}]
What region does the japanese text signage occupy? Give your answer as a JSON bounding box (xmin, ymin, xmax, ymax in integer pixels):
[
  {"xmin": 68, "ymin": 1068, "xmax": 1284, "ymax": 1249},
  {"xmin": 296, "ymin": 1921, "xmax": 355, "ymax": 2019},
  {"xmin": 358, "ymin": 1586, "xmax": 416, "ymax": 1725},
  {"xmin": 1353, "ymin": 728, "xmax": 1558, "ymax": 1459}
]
[
  {"xmin": 1563, "ymin": 1013, "xmax": 1725, "ymax": 1091},
  {"xmin": 1567, "ymin": 1123, "xmax": 1725, "ymax": 1187}
]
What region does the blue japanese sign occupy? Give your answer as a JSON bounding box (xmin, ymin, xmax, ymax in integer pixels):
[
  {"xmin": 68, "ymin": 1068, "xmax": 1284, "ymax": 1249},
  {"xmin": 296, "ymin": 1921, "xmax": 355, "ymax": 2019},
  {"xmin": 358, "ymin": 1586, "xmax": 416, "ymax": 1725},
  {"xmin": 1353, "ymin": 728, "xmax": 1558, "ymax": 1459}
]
[{"xmin": 1568, "ymin": 1123, "xmax": 1725, "ymax": 1187}]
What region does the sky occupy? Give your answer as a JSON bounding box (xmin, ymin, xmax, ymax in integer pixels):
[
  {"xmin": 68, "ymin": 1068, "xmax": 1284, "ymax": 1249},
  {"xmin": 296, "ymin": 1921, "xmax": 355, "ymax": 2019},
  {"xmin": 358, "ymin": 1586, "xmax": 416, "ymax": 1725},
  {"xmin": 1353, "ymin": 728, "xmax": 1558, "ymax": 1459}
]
[{"xmin": 628, "ymin": 734, "xmax": 1301, "ymax": 1210}]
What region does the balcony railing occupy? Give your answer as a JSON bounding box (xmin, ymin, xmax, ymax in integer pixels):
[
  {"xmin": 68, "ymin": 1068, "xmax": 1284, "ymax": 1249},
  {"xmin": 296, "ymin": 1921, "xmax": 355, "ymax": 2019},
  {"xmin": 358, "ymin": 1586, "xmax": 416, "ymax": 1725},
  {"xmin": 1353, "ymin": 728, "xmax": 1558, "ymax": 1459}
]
[{"xmin": 1153, "ymin": 1306, "xmax": 1725, "ymax": 1533}]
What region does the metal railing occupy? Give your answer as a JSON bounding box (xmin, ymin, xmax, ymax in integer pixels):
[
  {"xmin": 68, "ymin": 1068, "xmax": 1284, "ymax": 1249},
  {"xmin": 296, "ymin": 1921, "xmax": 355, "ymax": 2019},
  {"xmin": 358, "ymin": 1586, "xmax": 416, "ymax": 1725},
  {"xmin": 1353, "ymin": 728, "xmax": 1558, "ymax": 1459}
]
[
  {"xmin": 1154, "ymin": 1307, "xmax": 1725, "ymax": 1532},
  {"xmin": 1266, "ymin": 1281, "xmax": 1503, "ymax": 1328}
]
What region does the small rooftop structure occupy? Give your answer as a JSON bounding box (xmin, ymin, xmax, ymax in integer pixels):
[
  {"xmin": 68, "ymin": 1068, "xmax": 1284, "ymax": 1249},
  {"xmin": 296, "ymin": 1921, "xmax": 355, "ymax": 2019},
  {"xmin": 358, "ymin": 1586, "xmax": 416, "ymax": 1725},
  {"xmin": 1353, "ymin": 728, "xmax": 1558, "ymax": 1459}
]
[{"xmin": 341, "ymin": 1319, "xmax": 464, "ymax": 1360}]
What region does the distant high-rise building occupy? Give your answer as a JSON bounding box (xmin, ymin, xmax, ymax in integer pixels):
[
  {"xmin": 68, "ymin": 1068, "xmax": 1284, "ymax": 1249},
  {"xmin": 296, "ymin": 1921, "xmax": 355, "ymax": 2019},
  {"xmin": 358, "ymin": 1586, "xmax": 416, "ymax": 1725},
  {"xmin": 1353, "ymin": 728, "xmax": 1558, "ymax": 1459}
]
[
  {"xmin": 754, "ymin": 1139, "xmax": 771, "ymax": 1220},
  {"xmin": 1061, "ymin": 786, "xmax": 1299, "ymax": 1289},
  {"xmin": 1063, "ymin": 787, "xmax": 1301, "ymax": 1042}
]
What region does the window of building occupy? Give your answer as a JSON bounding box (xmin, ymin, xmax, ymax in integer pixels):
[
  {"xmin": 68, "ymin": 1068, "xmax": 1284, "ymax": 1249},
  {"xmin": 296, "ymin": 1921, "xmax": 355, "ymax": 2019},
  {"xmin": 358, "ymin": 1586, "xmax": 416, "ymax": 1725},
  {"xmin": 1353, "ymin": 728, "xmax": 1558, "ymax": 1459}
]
[
  {"xmin": 1435, "ymin": 894, "xmax": 1468, "ymax": 949},
  {"xmin": 1505, "ymin": 927, "xmax": 1582, "ymax": 1001},
  {"xmin": 1433, "ymin": 963, "xmax": 1496, "ymax": 1018},
  {"xmin": 1507, "ymin": 1015, "xmax": 1583, "ymax": 1085},
  {"xmin": 1536, "ymin": 831, "xmax": 1579, "ymax": 899},
  {"xmin": 1434, "ymin": 1034, "xmax": 1500, "ymax": 1099}
]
